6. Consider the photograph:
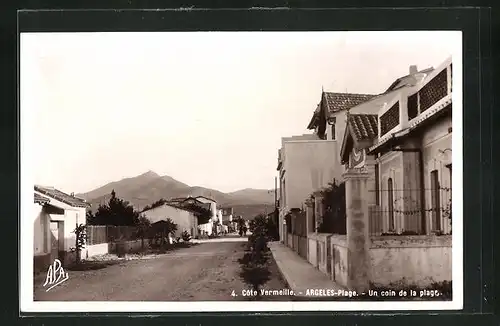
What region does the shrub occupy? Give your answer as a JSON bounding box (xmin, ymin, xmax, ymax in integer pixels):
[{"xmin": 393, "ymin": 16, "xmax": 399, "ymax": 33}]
[
  {"xmin": 238, "ymin": 214, "xmax": 272, "ymax": 299},
  {"xmin": 70, "ymin": 224, "xmax": 87, "ymax": 265},
  {"xmin": 181, "ymin": 231, "xmax": 192, "ymax": 242},
  {"xmin": 317, "ymin": 181, "xmax": 346, "ymax": 234}
]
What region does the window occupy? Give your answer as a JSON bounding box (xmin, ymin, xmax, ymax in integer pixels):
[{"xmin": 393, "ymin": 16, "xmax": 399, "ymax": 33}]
[
  {"xmin": 375, "ymin": 164, "xmax": 380, "ymax": 205},
  {"xmin": 331, "ymin": 123, "xmax": 336, "ymax": 140},
  {"xmin": 388, "ymin": 178, "xmax": 395, "ymax": 231},
  {"xmin": 430, "ymin": 170, "xmax": 441, "ymax": 231}
]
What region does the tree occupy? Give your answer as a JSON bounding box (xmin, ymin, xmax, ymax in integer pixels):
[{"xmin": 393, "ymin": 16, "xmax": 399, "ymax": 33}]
[
  {"xmin": 181, "ymin": 230, "xmax": 192, "ymax": 242},
  {"xmin": 236, "ymin": 216, "xmax": 247, "ymax": 236},
  {"xmin": 135, "ymin": 215, "xmax": 151, "ymax": 249},
  {"xmin": 150, "ymin": 218, "xmax": 178, "ymax": 247},
  {"xmin": 70, "ymin": 224, "xmax": 86, "ymax": 265},
  {"xmin": 142, "ymin": 198, "xmax": 168, "ymax": 212},
  {"xmin": 238, "ymin": 214, "xmax": 271, "ymax": 299},
  {"xmin": 318, "ymin": 181, "xmax": 346, "ymax": 234},
  {"xmin": 87, "ymin": 190, "xmax": 140, "ymax": 226}
]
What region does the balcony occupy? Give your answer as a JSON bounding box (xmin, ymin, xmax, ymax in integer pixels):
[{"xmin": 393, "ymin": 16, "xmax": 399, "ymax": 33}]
[{"xmin": 369, "ymin": 58, "xmax": 452, "ymax": 153}]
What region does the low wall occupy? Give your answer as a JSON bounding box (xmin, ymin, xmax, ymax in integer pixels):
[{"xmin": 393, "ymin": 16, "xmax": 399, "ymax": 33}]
[
  {"xmin": 287, "ymin": 233, "xmax": 293, "ymax": 249},
  {"xmin": 297, "ymin": 235, "xmax": 308, "ymax": 260},
  {"xmin": 83, "ymin": 243, "xmax": 109, "ymax": 259},
  {"xmin": 292, "ymin": 235, "xmax": 299, "ymax": 252},
  {"xmin": 307, "ymin": 233, "xmax": 318, "ymax": 267},
  {"xmin": 308, "ymin": 233, "xmax": 332, "ymax": 275},
  {"xmin": 369, "ymin": 235, "xmax": 452, "ymax": 287},
  {"xmin": 83, "ymin": 239, "xmax": 145, "ymax": 259},
  {"xmin": 109, "ymin": 239, "xmax": 144, "ymax": 254},
  {"xmin": 34, "ymin": 253, "xmax": 51, "ymax": 274},
  {"xmin": 330, "ymin": 235, "xmax": 348, "ymax": 288}
]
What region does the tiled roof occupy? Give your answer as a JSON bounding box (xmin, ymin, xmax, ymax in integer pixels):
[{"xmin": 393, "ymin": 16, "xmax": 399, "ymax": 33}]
[
  {"xmin": 34, "ymin": 185, "xmax": 90, "ymax": 208},
  {"xmin": 323, "ymin": 92, "xmax": 377, "ymax": 114},
  {"xmin": 34, "ymin": 192, "xmax": 50, "ymax": 204},
  {"xmin": 347, "ymin": 114, "xmax": 378, "ymax": 141}
]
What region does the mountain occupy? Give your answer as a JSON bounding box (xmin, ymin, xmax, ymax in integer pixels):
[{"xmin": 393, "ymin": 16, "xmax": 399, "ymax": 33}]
[
  {"xmin": 77, "ymin": 171, "xmax": 276, "ymax": 219},
  {"xmin": 227, "ymin": 188, "xmax": 276, "ymax": 204}
]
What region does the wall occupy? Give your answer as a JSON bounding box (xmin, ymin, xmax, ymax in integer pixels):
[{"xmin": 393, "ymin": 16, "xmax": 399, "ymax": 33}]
[
  {"xmin": 330, "ymin": 235, "xmax": 348, "ymax": 287},
  {"xmin": 421, "ymin": 115, "xmax": 452, "ymax": 234},
  {"xmin": 143, "ymin": 204, "xmax": 198, "ymax": 237},
  {"xmin": 195, "ymin": 197, "xmax": 217, "ymax": 221},
  {"xmin": 369, "ymin": 235, "xmax": 452, "ymax": 287},
  {"xmin": 33, "ymin": 203, "xmax": 50, "ymax": 256},
  {"xmin": 83, "ymin": 242, "xmax": 109, "ymax": 258},
  {"xmin": 307, "ymin": 235, "xmax": 318, "ymax": 267},
  {"xmin": 83, "ymin": 239, "xmax": 145, "ymax": 259},
  {"xmin": 376, "ymin": 114, "xmax": 452, "ymax": 235},
  {"xmin": 308, "ymin": 233, "xmax": 331, "ymax": 274},
  {"xmin": 34, "ymin": 193, "xmax": 88, "ymax": 262},
  {"xmin": 34, "ymin": 203, "xmax": 52, "ymax": 273},
  {"xmin": 287, "ymin": 233, "xmax": 293, "ymax": 249},
  {"xmin": 283, "ymin": 140, "xmax": 341, "ymax": 211},
  {"xmin": 61, "ymin": 208, "xmax": 86, "ymax": 252},
  {"xmin": 378, "ymin": 151, "xmax": 404, "ymax": 233}
]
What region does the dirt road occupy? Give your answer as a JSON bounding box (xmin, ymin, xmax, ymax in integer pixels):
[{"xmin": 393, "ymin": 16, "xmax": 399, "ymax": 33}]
[{"xmin": 34, "ymin": 240, "xmax": 289, "ymax": 301}]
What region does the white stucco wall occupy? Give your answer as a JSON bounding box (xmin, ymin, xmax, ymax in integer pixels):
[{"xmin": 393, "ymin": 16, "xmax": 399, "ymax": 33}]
[
  {"xmin": 33, "ymin": 203, "xmax": 50, "ymax": 256},
  {"xmin": 422, "ymin": 115, "xmax": 452, "ymax": 234},
  {"xmin": 34, "ymin": 191, "xmax": 87, "ymax": 253},
  {"xmin": 369, "ymin": 235, "xmax": 452, "ymax": 287},
  {"xmin": 142, "ymin": 204, "xmax": 198, "ymax": 237},
  {"xmin": 282, "ymin": 140, "xmax": 341, "ymax": 211}
]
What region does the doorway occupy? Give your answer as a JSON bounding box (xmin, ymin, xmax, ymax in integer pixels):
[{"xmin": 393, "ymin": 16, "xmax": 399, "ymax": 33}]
[{"xmin": 49, "ymin": 221, "xmax": 64, "ymax": 263}]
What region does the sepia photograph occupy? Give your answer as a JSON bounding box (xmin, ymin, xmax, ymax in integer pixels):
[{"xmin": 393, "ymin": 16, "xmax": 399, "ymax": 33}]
[{"xmin": 20, "ymin": 30, "xmax": 462, "ymax": 312}]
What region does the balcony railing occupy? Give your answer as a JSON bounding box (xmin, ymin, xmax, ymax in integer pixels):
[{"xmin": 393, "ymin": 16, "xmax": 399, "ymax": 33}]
[
  {"xmin": 380, "ymin": 101, "xmax": 400, "ymax": 137},
  {"xmin": 407, "ymin": 64, "xmax": 450, "ymax": 122}
]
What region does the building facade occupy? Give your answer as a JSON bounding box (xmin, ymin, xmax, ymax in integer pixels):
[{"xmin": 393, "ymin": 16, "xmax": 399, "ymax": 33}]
[
  {"xmin": 366, "ymin": 57, "xmax": 453, "ymax": 235},
  {"xmin": 33, "ymin": 186, "xmax": 89, "ymax": 272},
  {"xmin": 142, "ymin": 203, "xmax": 199, "ymax": 238}
]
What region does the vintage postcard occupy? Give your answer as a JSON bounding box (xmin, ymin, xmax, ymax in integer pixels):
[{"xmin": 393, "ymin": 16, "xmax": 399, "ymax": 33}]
[{"xmin": 20, "ymin": 30, "xmax": 463, "ymax": 312}]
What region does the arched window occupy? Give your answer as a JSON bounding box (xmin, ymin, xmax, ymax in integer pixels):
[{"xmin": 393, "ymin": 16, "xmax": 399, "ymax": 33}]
[{"xmin": 388, "ymin": 178, "xmax": 395, "ymax": 231}]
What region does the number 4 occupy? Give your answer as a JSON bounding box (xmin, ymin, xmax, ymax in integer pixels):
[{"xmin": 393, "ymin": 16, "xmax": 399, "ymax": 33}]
[{"xmin": 231, "ymin": 290, "xmax": 236, "ymax": 297}]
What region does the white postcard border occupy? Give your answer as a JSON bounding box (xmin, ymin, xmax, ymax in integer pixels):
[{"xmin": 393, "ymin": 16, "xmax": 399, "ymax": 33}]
[{"xmin": 20, "ymin": 30, "xmax": 463, "ymax": 313}]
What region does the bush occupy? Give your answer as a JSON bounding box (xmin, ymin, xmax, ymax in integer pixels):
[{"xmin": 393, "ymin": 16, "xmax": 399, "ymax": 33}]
[
  {"xmin": 181, "ymin": 231, "xmax": 192, "ymax": 242},
  {"xmin": 238, "ymin": 214, "xmax": 273, "ymax": 299},
  {"xmin": 317, "ymin": 181, "xmax": 346, "ymax": 234}
]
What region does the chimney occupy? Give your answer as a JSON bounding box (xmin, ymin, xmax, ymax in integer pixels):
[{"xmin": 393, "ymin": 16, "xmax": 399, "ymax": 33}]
[
  {"xmin": 71, "ymin": 192, "xmax": 75, "ymax": 197},
  {"xmin": 409, "ymin": 65, "xmax": 418, "ymax": 75}
]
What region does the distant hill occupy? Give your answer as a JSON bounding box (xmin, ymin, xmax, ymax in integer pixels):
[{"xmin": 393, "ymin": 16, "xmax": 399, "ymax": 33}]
[{"xmin": 77, "ymin": 171, "xmax": 276, "ymax": 220}]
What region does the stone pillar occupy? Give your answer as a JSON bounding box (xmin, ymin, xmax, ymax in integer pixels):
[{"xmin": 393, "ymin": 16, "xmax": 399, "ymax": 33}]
[{"xmin": 343, "ymin": 169, "xmax": 371, "ymax": 293}]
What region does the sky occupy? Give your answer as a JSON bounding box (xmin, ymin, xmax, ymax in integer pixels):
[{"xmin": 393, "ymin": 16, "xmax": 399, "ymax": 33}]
[{"xmin": 21, "ymin": 31, "xmax": 461, "ymax": 194}]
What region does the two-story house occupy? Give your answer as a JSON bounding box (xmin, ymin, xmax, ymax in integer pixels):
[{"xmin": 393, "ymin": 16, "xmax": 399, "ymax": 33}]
[{"xmin": 363, "ymin": 57, "xmax": 453, "ymax": 235}]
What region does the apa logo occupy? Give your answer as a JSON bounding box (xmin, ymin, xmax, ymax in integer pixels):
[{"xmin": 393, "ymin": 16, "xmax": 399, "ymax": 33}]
[{"xmin": 42, "ymin": 259, "xmax": 69, "ymax": 292}]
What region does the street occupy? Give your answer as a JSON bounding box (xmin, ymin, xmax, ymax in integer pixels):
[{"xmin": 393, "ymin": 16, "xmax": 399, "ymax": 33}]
[{"xmin": 34, "ymin": 239, "xmax": 289, "ymax": 301}]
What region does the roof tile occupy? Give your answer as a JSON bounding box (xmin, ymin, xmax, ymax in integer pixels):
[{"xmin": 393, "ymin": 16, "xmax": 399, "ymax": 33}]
[
  {"xmin": 34, "ymin": 185, "xmax": 90, "ymax": 208},
  {"xmin": 34, "ymin": 192, "xmax": 50, "ymax": 204},
  {"xmin": 347, "ymin": 114, "xmax": 378, "ymax": 141},
  {"xmin": 323, "ymin": 92, "xmax": 376, "ymax": 114}
]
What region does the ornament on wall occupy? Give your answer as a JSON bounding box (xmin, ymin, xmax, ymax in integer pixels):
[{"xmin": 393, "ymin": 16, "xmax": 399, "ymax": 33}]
[{"xmin": 350, "ymin": 147, "xmax": 366, "ymax": 168}]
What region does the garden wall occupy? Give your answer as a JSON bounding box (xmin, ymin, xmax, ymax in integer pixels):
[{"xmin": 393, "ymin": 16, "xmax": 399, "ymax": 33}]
[
  {"xmin": 329, "ymin": 235, "xmax": 349, "ymax": 288},
  {"xmin": 369, "ymin": 235, "xmax": 452, "ymax": 287},
  {"xmin": 83, "ymin": 239, "xmax": 145, "ymax": 259},
  {"xmin": 307, "ymin": 233, "xmax": 318, "ymax": 267}
]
